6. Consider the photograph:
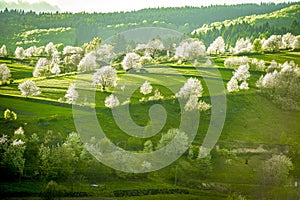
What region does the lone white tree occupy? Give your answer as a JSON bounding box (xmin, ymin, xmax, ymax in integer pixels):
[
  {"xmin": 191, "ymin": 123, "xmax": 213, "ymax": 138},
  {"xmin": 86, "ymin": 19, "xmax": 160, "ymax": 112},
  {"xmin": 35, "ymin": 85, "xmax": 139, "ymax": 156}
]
[
  {"xmin": 121, "ymin": 52, "xmax": 142, "ymax": 71},
  {"xmin": 0, "ymin": 45, "xmax": 7, "ymax": 57},
  {"xmin": 0, "ymin": 64, "xmax": 11, "ymax": 83},
  {"xmin": 207, "ymin": 36, "xmax": 225, "ymax": 54},
  {"xmin": 78, "ymin": 52, "xmax": 98, "ymax": 72},
  {"xmin": 18, "ymin": 80, "xmax": 41, "ymax": 97},
  {"xmin": 92, "ymin": 66, "xmax": 117, "ymax": 90},
  {"xmin": 140, "ymin": 81, "xmax": 153, "ymax": 95},
  {"xmin": 51, "ymin": 63, "xmax": 61, "ymax": 75},
  {"xmin": 64, "ymin": 83, "xmax": 78, "ymax": 104},
  {"xmin": 175, "ymin": 38, "xmax": 206, "ymax": 60},
  {"xmin": 15, "ymin": 47, "xmax": 25, "ymax": 60},
  {"xmin": 176, "ymin": 77, "xmax": 203, "ymax": 99},
  {"xmin": 104, "ymin": 94, "xmax": 120, "ymax": 108}
]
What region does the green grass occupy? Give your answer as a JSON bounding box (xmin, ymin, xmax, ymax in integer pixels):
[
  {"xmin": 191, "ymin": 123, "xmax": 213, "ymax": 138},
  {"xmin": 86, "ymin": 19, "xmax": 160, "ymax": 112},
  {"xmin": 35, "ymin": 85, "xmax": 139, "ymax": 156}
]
[{"xmin": 0, "ymin": 51, "xmax": 299, "ymax": 199}]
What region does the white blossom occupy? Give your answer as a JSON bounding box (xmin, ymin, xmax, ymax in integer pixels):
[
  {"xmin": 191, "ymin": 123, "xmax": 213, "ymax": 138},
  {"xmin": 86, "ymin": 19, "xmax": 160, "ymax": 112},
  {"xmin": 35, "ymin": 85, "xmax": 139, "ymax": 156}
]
[
  {"xmin": 176, "ymin": 77, "xmax": 203, "ymax": 99},
  {"xmin": 227, "ymin": 78, "xmax": 239, "ymax": 92},
  {"xmin": 18, "ymin": 80, "xmax": 41, "ymax": 97},
  {"xmin": 239, "ymin": 81, "xmax": 249, "ymax": 90},
  {"xmin": 198, "ymin": 100, "xmax": 212, "ymax": 111},
  {"xmin": 12, "ymin": 139, "xmax": 25, "ymax": 146},
  {"xmin": 140, "ymin": 81, "xmax": 153, "ymax": 95},
  {"xmin": 207, "ymin": 36, "xmax": 225, "ymax": 54},
  {"xmin": 148, "ymin": 89, "xmax": 164, "ymax": 101},
  {"xmin": 121, "ymin": 52, "xmax": 142, "ymax": 71},
  {"xmin": 292, "ymin": 35, "xmax": 300, "ymax": 50},
  {"xmin": 15, "ymin": 47, "xmax": 25, "ymax": 59},
  {"xmin": 33, "ymin": 58, "xmax": 51, "ymax": 77},
  {"xmin": 24, "ymin": 46, "xmax": 38, "ymax": 57},
  {"xmin": 184, "ymin": 95, "xmax": 199, "ymax": 111},
  {"xmin": 232, "ymin": 38, "xmax": 253, "ymax": 54},
  {"xmin": 96, "ymin": 44, "xmax": 115, "ymax": 65},
  {"xmin": 78, "ymin": 51, "xmax": 98, "ymax": 72},
  {"xmin": 14, "ymin": 127, "xmax": 24, "ymax": 135},
  {"xmin": 282, "ymin": 33, "xmax": 295, "ymax": 49},
  {"xmin": 51, "ymin": 63, "xmax": 61, "ymax": 75},
  {"xmin": 104, "ymin": 94, "xmax": 120, "ymax": 108},
  {"xmin": 224, "ymin": 56, "xmax": 249, "ymax": 68},
  {"xmin": 175, "ymin": 38, "xmax": 206, "ymax": 60},
  {"xmin": 92, "ymin": 66, "xmax": 117, "ymax": 90},
  {"xmin": 63, "ymin": 46, "xmax": 83, "ymax": 55},
  {"xmin": 262, "ymin": 35, "xmax": 283, "ymax": 52},
  {"xmin": 45, "ymin": 42, "xmax": 58, "ymax": 57},
  {"xmin": 0, "ymin": 134, "xmax": 8, "ymax": 144},
  {"xmin": 65, "ymin": 83, "xmax": 78, "ymax": 104},
  {"xmin": 0, "ymin": 45, "xmax": 7, "ymax": 57},
  {"xmin": 232, "ymin": 64, "xmax": 250, "ymax": 81},
  {"xmin": 0, "ymin": 64, "xmax": 11, "ymax": 82}
]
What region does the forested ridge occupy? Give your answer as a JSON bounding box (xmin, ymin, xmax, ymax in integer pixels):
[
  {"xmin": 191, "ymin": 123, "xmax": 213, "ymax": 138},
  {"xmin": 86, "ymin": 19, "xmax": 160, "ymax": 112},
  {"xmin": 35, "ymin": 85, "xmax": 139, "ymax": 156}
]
[
  {"xmin": 192, "ymin": 4, "xmax": 300, "ymax": 46},
  {"xmin": 0, "ymin": 2, "xmax": 298, "ymax": 51}
]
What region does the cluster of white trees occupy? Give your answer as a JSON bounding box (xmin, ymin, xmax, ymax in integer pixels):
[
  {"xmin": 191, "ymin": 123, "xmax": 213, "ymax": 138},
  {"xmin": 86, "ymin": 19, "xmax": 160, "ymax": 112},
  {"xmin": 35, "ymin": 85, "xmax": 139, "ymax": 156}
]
[
  {"xmin": 206, "ymin": 33, "xmax": 300, "ymax": 56},
  {"xmin": 256, "ymin": 60, "xmax": 300, "ymax": 110},
  {"xmin": 224, "ymin": 56, "xmax": 249, "ymax": 68},
  {"xmin": 231, "ymin": 38, "xmax": 253, "ymax": 55},
  {"xmin": 175, "ymin": 78, "xmax": 211, "ymax": 112},
  {"xmin": 227, "ymin": 64, "xmax": 251, "ymax": 92},
  {"xmin": 175, "ymin": 38, "xmax": 206, "ymax": 61}
]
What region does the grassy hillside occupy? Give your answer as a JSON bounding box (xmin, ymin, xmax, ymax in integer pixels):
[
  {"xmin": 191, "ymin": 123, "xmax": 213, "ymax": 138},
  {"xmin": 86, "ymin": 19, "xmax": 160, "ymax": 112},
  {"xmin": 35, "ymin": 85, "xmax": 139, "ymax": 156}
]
[
  {"xmin": 192, "ymin": 4, "xmax": 300, "ymax": 45},
  {"xmin": 0, "ymin": 3, "xmax": 298, "ymax": 52},
  {"xmin": 0, "ymin": 50, "xmax": 299, "ymax": 199}
]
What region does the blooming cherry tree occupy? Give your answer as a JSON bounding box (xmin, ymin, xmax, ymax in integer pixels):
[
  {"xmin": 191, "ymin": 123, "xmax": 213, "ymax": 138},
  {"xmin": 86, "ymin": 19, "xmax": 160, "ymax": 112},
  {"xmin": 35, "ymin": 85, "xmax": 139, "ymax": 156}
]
[
  {"xmin": 262, "ymin": 35, "xmax": 283, "ymax": 52},
  {"xmin": 51, "ymin": 63, "xmax": 61, "ymax": 75},
  {"xmin": 176, "ymin": 77, "xmax": 203, "ymax": 99},
  {"xmin": 0, "ymin": 64, "xmax": 11, "ymax": 83},
  {"xmin": 175, "ymin": 38, "xmax": 206, "ymax": 60},
  {"xmin": 92, "ymin": 66, "xmax": 117, "ymax": 90},
  {"xmin": 0, "ymin": 45, "xmax": 7, "ymax": 57},
  {"xmin": 207, "ymin": 36, "xmax": 225, "ymax": 54},
  {"xmin": 18, "ymin": 80, "xmax": 41, "ymax": 97},
  {"xmin": 15, "ymin": 47, "xmax": 25, "ymax": 60},
  {"xmin": 105, "ymin": 94, "xmax": 120, "ymax": 108},
  {"xmin": 78, "ymin": 52, "xmax": 98, "ymax": 72},
  {"xmin": 65, "ymin": 83, "xmax": 78, "ymax": 104},
  {"xmin": 140, "ymin": 81, "xmax": 153, "ymax": 95},
  {"xmin": 232, "ymin": 38, "xmax": 253, "ymax": 55},
  {"xmin": 121, "ymin": 52, "xmax": 142, "ymax": 71}
]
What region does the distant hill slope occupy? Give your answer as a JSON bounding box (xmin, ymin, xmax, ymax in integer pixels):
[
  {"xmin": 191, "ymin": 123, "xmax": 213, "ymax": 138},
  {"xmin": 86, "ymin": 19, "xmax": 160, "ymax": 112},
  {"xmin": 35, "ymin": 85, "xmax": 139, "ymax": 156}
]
[
  {"xmin": 0, "ymin": 0, "xmax": 60, "ymax": 13},
  {"xmin": 0, "ymin": 3, "xmax": 297, "ymax": 52},
  {"xmin": 191, "ymin": 4, "xmax": 300, "ymax": 46}
]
